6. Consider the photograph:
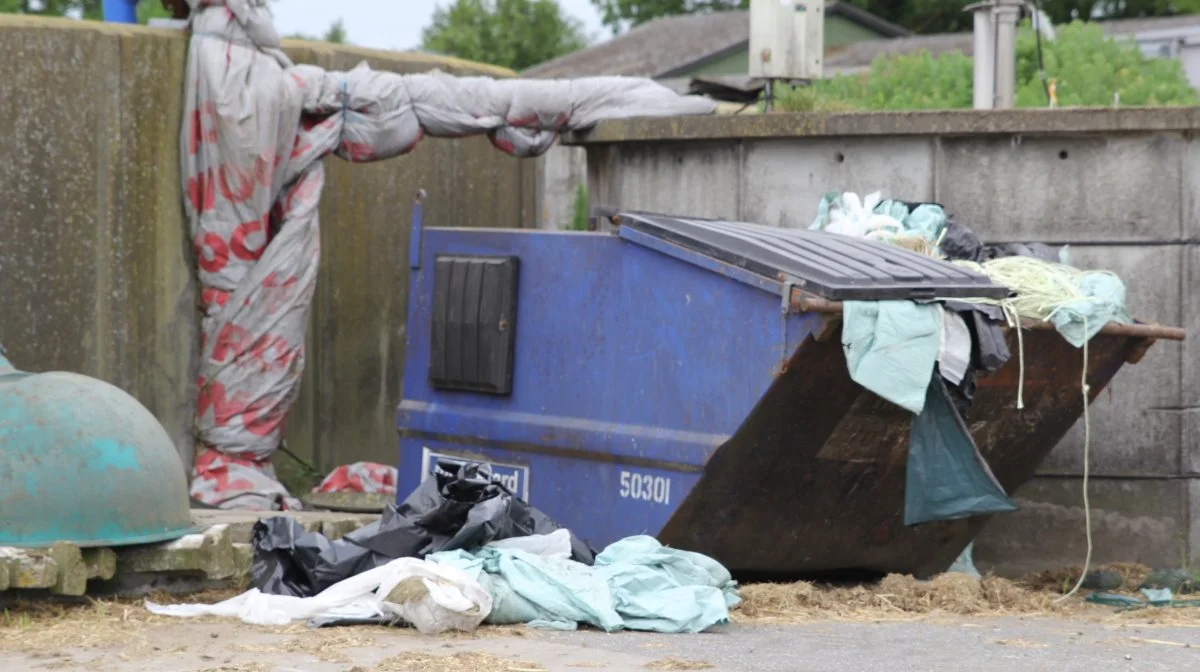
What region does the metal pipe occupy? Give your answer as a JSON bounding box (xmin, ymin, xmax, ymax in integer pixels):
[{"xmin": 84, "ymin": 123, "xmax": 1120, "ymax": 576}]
[
  {"xmin": 993, "ymin": 0, "xmax": 1022, "ymax": 109},
  {"xmin": 971, "ymin": 5, "xmax": 996, "ymax": 109},
  {"xmin": 102, "ymin": 0, "xmax": 139, "ymax": 23},
  {"xmin": 790, "ymin": 290, "xmax": 1186, "ymax": 341}
]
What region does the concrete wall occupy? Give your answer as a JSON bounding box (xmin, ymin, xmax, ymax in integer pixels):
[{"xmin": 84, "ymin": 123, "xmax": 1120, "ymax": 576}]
[
  {"xmin": 567, "ymin": 108, "xmax": 1200, "ymax": 574},
  {"xmin": 0, "ymin": 17, "xmax": 537, "ymax": 480}
]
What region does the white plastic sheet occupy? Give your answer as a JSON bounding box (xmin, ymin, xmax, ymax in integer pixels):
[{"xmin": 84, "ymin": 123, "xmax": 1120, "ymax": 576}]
[
  {"xmin": 146, "ymin": 556, "xmax": 492, "ymax": 635},
  {"xmin": 180, "ymin": 0, "xmax": 716, "ymax": 509}
]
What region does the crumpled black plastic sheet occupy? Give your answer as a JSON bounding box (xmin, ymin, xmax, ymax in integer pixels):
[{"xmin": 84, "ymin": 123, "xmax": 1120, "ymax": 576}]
[
  {"xmin": 941, "ymin": 219, "xmax": 1065, "ymax": 265},
  {"xmin": 252, "ymin": 461, "xmax": 596, "ymax": 598}
]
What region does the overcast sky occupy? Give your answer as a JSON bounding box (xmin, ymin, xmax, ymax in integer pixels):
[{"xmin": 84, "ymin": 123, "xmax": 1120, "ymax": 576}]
[{"xmin": 269, "ymin": 0, "xmax": 608, "ymax": 52}]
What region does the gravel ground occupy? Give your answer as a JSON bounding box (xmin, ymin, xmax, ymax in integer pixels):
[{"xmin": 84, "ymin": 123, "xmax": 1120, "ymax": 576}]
[{"xmin": 2, "ymin": 615, "xmax": 1199, "ymax": 672}]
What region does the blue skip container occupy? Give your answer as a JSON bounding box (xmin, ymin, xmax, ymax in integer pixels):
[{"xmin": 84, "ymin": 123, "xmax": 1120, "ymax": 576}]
[{"xmin": 397, "ymin": 196, "xmax": 1174, "ymax": 578}]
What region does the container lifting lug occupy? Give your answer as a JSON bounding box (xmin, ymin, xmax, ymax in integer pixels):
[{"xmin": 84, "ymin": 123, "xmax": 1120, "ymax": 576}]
[{"xmin": 779, "ymin": 278, "xmax": 799, "ymax": 373}]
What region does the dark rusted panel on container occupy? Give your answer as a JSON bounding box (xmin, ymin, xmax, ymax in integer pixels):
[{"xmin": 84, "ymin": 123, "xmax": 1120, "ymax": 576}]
[{"xmin": 659, "ymin": 325, "xmax": 1148, "ymax": 579}]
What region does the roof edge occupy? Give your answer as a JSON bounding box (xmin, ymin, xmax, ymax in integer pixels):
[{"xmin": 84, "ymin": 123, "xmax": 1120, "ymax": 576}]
[
  {"xmin": 656, "ymin": 39, "xmax": 750, "ymax": 78},
  {"xmin": 826, "ymin": 2, "xmax": 912, "ymax": 38}
]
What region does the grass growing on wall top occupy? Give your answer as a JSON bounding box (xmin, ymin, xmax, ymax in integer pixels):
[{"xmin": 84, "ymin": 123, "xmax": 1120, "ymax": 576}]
[
  {"xmin": 778, "ymin": 21, "xmax": 1200, "ymax": 112},
  {"xmin": 570, "ymin": 184, "xmax": 589, "ymax": 231}
]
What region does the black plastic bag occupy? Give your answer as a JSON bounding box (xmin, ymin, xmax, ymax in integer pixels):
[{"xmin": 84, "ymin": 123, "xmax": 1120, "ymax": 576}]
[
  {"xmin": 940, "ymin": 218, "xmax": 1065, "ymax": 265},
  {"xmin": 940, "ymin": 301, "xmax": 1010, "ymax": 374},
  {"xmin": 252, "ymin": 461, "xmax": 596, "ymax": 597},
  {"xmin": 940, "ymin": 220, "xmax": 986, "ymax": 262}
]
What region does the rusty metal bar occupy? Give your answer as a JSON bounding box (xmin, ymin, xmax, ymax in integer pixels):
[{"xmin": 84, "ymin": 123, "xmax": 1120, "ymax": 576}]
[{"xmin": 789, "ymin": 289, "xmax": 1186, "ymax": 341}]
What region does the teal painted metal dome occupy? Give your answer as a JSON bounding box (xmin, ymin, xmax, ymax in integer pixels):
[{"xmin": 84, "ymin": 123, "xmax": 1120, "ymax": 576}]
[{"xmin": 0, "ymin": 351, "xmax": 196, "ymax": 547}]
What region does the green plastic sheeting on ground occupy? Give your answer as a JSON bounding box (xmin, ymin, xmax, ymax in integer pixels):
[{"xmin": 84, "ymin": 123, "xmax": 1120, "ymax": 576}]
[
  {"xmin": 596, "ymin": 536, "xmax": 741, "ymax": 633},
  {"xmin": 430, "ymin": 536, "xmax": 738, "ymax": 633},
  {"xmin": 432, "ymin": 547, "xmax": 622, "ymax": 631},
  {"xmin": 842, "ymin": 301, "xmax": 942, "ymax": 414},
  {"xmin": 905, "ymin": 376, "xmax": 1018, "ymax": 526},
  {"xmin": 1087, "ymin": 588, "xmax": 1200, "ymax": 611}
]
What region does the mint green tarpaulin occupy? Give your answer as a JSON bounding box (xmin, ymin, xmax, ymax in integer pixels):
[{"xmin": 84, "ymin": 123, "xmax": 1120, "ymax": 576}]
[
  {"xmin": 842, "ymin": 300, "xmax": 942, "ymax": 414},
  {"xmin": 431, "ymin": 536, "xmax": 738, "ymax": 633}
]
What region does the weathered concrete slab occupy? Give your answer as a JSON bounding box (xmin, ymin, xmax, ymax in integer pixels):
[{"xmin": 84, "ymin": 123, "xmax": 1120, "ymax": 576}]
[
  {"xmin": 118, "ymin": 525, "xmax": 236, "ymax": 580},
  {"xmin": 83, "ymin": 548, "xmax": 117, "ymax": 581},
  {"xmin": 936, "ymin": 134, "xmax": 1184, "ymax": 243},
  {"xmin": 975, "ymin": 476, "xmax": 1188, "ymax": 577},
  {"xmin": 46, "ymin": 542, "xmax": 87, "ymax": 596},
  {"xmin": 587, "ymin": 142, "xmax": 741, "ymax": 220},
  {"xmin": 0, "ymin": 549, "xmax": 58, "ymax": 591},
  {"xmin": 0, "ymin": 509, "xmax": 380, "ymax": 598},
  {"xmin": 190, "ymin": 508, "xmax": 378, "ymax": 544},
  {"xmin": 539, "ymin": 145, "xmax": 589, "ymax": 229},
  {"xmin": 740, "ymin": 137, "xmax": 935, "ymax": 228}
]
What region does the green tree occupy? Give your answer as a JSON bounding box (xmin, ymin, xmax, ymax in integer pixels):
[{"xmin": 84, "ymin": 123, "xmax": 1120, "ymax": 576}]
[
  {"xmin": 0, "ymin": 0, "xmax": 100, "ymax": 17},
  {"xmin": 777, "ymin": 21, "xmax": 1199, "ymax": 111},
  {"xmin": 592, "ymin": 0, "xmax": 1200, "ymax": 35},
  {"xmin": 287, "ymin": 18, "xmax": 351, "ymax": 44},
  {"xmin": 137, "ymin": 0, "xmax": 173, "ymax": 22},
  {"xmin": 590, "ymin": 0, "xmax": 745, "ymax": 32},
  {"xmin": 323, "ymin": 18, "xmax": 348, "ymax": 44},
  {"xmin": 422, "ymin": 0, "xmax": 588, "ymax": 71},
  {"xmin": 570, "ymin": 184, "xmax": 589, "ymax": 231}
]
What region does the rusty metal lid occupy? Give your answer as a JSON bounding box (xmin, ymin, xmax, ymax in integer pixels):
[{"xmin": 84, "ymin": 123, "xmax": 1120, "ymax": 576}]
[{"xmin": 616, "ymin": 211, "xmax": 1009, "ymax": 301}]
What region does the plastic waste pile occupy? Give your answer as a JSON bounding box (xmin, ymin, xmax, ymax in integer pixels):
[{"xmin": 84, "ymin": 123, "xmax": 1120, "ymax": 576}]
[
  {"xmin": 148, "ymin": 461, "xmax": 738, "ymax": 635},
  {"xmin": 179, "ymin": 0, "xmax": 716, "ymax": 511},
  {"xmin": 811, "ymin": 190, "xmax": 1135, "ymax": 528}
]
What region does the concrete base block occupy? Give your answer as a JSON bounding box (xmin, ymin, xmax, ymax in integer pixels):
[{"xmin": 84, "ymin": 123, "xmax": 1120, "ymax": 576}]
[
  {"xmin": 974, "ymin": 476, "xmax": 1188, "ymax": 577},
  {"xmin": 45, "ymin": 542, "xmax": 87, "ymax": 596},
  {"xmin": 1, "ymin": 509, "xmax": 381, "ymax": 598},
  {"xmin": 84, "ymin": 548, "xmax": 117, "ymax": 580},
  {"xmin": 117, "ymin": 524, "xmax": 235, "ymax": 580},
  {"xmin": 232, "ymin": 543, "xmax": 254, "ymax": 584},
  {"xmin": 0, "ymin": 549, "xmax": 58, "ymax": 590}
]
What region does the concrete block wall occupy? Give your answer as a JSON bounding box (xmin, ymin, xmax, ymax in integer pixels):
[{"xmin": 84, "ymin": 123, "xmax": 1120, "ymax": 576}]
[
  {"xmin": 567, "ymin": 109, "xmax": 1200, "ymax": 574},
  {"xmin": 0, "ymin": 17, "xmax": 537, "ymax": 476}
]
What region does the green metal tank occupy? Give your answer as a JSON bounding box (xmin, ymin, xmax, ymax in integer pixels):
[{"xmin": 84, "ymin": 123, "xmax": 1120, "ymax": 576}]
[{"xmin": 0, "ymin": 347, "xmax": 196, "ymax": 547}]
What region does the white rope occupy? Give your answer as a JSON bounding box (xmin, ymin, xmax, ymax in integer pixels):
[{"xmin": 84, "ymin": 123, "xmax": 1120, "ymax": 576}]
[
  {"xmin": 946, "ymin": 257, "xmax": 1101, "ymax": 601},
  {"xmin": 1056, "ymin": 315, "xmax": 1092, "ymax": 603}
]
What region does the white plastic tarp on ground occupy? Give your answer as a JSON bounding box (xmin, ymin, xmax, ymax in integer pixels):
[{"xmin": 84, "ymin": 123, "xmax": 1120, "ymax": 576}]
[
  {"xmin": 146, "ymin": 556, "xmax": 492, "ymax": 635},
  {"xmin": 181, "ymin": 0, "xmax": 716, "ymax": 509}
]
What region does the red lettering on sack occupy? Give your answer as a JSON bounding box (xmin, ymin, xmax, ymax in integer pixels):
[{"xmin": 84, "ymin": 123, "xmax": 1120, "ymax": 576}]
[
  {"xmin": 218, "ymin": 163, "xmax": 257, "ymax": 204},
  {"xmin": 196, "ymin": 377, "xmax": 249, "ymax": 427},
  {"xmin": 340, "ymin": 140, "xmax": 377, "ymax": 162},
  {"xmin": 187, "ymin": 169, "xmax": 215, "ymax": 213},
  {"xmin": 291, "ymin": 136, "xmax": 312, "ymax": 159},
  {"xmin": 195, "ymin": 232, "xmax": 229, "ymax": 273},
  {"xmin": 241, "ymin": 394, "xmax": 288, "ymax": 437},
  {"xmin": 489, "ymin": 133, "xmax": 516, "ymax": 155},
  {"xmin": 507, "ymin": 112, "xmax": 539, "ymax": 128},
  {"xmin": 188, "ymin": 103, "xmax": 220, "ymax": 155},
  {"xmin": 231, "ymin": 215, "xmax": 269, "ymax": 261},
  {"xmin": 261, "ymin": 272, "xmax": 300, "ymax": 316},
  {"xmin": 211, "ymin": 323, "xmax": 251, "ymax": 363},
  {"xmin": 247, "ymin": 334, "xmax": 295, "ymax": 372},
  {"xmin": 201, "ymin": 288, "xmax": 230, "ymax": 308}
]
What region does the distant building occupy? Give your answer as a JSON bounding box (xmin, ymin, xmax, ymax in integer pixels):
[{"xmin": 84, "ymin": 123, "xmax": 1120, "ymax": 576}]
[
  {"xmin": 525, "ymin": 3, "xmax": 910, "ymax": 90},
  {"xmin": 528, "ymin": 10, "xmax": 1200, "ymax": 90}
]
